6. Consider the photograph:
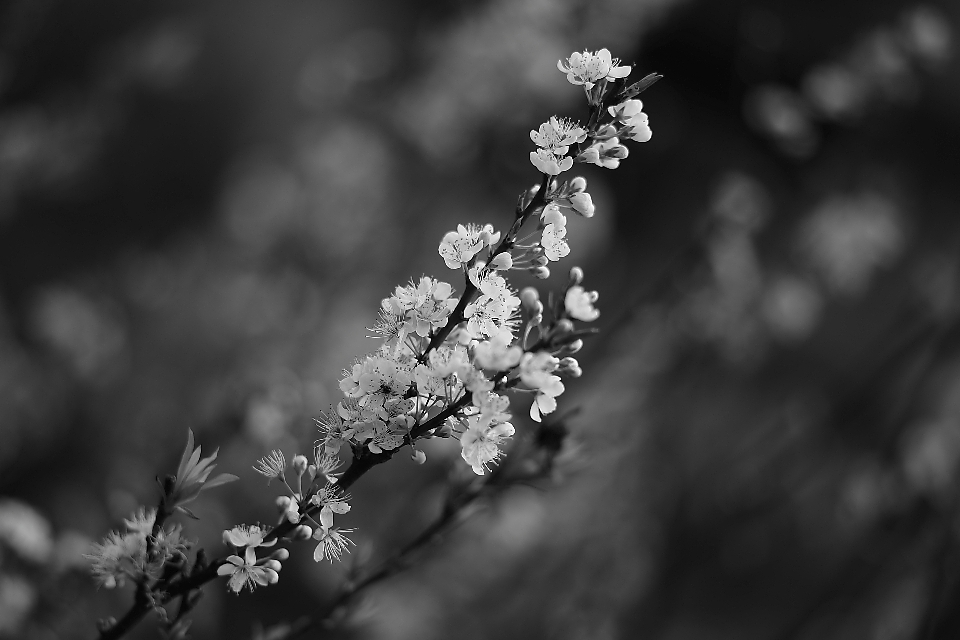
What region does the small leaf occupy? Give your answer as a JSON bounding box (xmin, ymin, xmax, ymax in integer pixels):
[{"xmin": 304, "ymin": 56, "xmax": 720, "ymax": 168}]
[
  {"xmin": 615, "ymin": 72, "xmax": 663, "ymax": 102},
  {"xmin": 202, "ymin": 473, "xmax": 239, "ymax": 490},
  {"xmin": 176, "ymin": 505, "xmax": 200, "ymax": 520},
  {"xmin": 176, "ymin": 429, "xmax": 196, "ymax": 482},
  {"xmin": 633, "ymin": 72, "xmax": 662, "ymax": 94}
]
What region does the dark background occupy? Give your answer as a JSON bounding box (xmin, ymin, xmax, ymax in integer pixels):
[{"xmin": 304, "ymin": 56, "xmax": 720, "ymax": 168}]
[{"xmin": 0, "ymin": 0, "xmax": 959, "ymax": 638}]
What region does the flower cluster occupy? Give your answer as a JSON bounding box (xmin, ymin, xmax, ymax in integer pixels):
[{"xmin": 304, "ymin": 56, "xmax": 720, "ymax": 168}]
[
  {"xmin": 85, "ymin": 508, "xmax": 191, "ymax": 589},
  {"xmin": 529, "ymin": 50, "xmax": 653, "ymax": 178},
  {"xmin": 88, "ymin": 46, "xmax": 656, "ymax": 610},
  {"xmin": 247, "ymin": 449, "xmax": 355, "ymax": 571},
  {"xmin": 217, "ymin": 525, "xmax": 289, "ymax": 594}
]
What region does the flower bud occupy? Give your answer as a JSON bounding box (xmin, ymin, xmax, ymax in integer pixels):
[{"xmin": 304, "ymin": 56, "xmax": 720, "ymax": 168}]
[
  {"xmin": 275, "ymin": 496, "xmax": 291, "ymax": 513},
  {"xmin": 307, "ymin": 464, "xmax": 317, "ymax": 479},
  {"xmin": 519, "ymin": 183, "xmax": 541, "ymax": 210},
  {"xmin": 519, "ymin": 287, "xmax": 540, "ymax": 309},
  {"xmin": 533, "ymin": 266, "xmax": 550, "ymax": 279},
  {"xmin": 567, "ymin": 339, "xmax": 584, "ymax": 354},
  {"xmin": 263, "ymin": 568, "xmax": 279, "ymax": 584},
  {"xmin": 555, "ymin": 319, "xmax": 575, "ymax": 335},
  {"xmin": 568, "ymin": 365, "xmax": 583, "ymax": 377},
  {"xmin": 489, "ymin": 252, "xmax": 513, "ymax": 270},
  {"xmin": 569, "ymin": 266, "xmax": 584, "ymax": 285},
  {"xmin": 597, "ymin": 124, "xmax": 618, "ymax": 138},
  {"xmin": 261, "ymin": 559, "xmax": 282, "ymax": 572},
  {"xmin": 560, "ymin": 357, "xmax": 579, "ymax": 369},
  {"xmin": 569, "ymin": 192, "xmax": 594, "ymax": 217},
  {"xmin": 293, "ymin": 524, "xmax": 313, "ymax": 540},
  {"xmin": 268, "ymin": 548, "xmax": 290, "ymax": 561},
  {"xmin": 292, "ymin": 455, "xmax": 308, "ymax": 476},
  {"xmin": 411, "ymin": 449, "xmax": 427, "ymax": 464},
  {"xmin": 610, "ymin": 145, "xmax": 629, "ymax": 159},
  {"xmin": 534, "ymin": 256, "xmax": 550, "ymax": 267},
  {"xmin": 568, "ymin": 176, "xmax": 587, "ymax": 194}
]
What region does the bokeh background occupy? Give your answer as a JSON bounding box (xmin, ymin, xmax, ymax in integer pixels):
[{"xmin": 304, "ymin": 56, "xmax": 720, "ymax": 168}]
[{"xmin": 0, "ymin": 0, "xmax": 959, "ymax": 638}]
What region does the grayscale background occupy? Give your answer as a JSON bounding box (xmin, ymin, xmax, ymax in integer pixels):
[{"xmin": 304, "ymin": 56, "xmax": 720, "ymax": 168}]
[{"xmin": 0, "ymin": 0, "xmax": 958, "ymax": 638}]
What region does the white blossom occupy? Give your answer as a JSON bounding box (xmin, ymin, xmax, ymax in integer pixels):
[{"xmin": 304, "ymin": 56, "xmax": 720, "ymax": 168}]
[
  {"xmin": 312, "ymin": 526, "xmax": 356, "ymax": 563},
  {"xmin": 530, "ymin": 148, "xmax": 573, "ymax": 176},
  {"xmin": 460, "ymin": 414, "xmax": 515, "ymax": 475},
  {"xmin": 557, "ymin": 48, "xmax": 631, "ymax": 89},
  {"xmin": 217, "ymin": 546, "xmax": 279, "ymax": 593},
  {"xmin": 473, "ymin": 331, "xmax": 522, "ymax": 371},
  {"xmin": 578, "ymin": 137, "xmax": 627, "ymax": 169},
  {"xmin": 609, "ymin": 99, "xmax": 652, "ymax": 142},
  {"xmin": 384, "ymin": 277, "xmax": 457, "ymax": 337},
  {"xmin": 565, "ymin": 285, "xmax": 600, "ymax": 321},
  {"xmin": 541, "ymin": 223, "xmax": 570, "ymax": 261},
  {"xmin": 439, "ymin": 224, "xmax": 500, "ymax": 269},
  {"xmin": 530, "ymin": 116, "xmax": 587, "ymax": 153}
]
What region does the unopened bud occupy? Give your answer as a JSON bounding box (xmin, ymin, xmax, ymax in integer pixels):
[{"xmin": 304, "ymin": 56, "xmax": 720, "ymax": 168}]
[
  {"xmin": 567, "ymin": 339, "xmax": 584, "ymax": 354},
  {"xmin": 293, "ymin": 524, "xmax": 313, "ymax": 540},
  {"xmin": 533, "ymin": 266, "xmax": 550, "ymax": 279},
  {"xmin": 597, "ymin": 124, "xmax": 617, "ymax": 138},
  {"xmin": 489, "ymin": 252, "xmax": 513, "ymax": 270},
  {"xmin": 534, "ymin": 256, "xmax": 549, "ymax": 267},
  {"xmin": 291, "ymin": 455, "xmax": 308, "ymax": 476},
  {"xmin": 269, "ymin": 548, "xmax": 290, "ymax": 561},
  {"xmin": 307, "ymin": 464, "xmax": 317, "ymax": 479},
  {"xmin": 555, "ymin": 319, "xmax": 575, "ymax": 335},
  {"xmin": 520, "ymin": 287, "xmax": 540, "ymax": 309},
  {"xmin": 560, "ymin": 357, "xmax": 579, "ymax": 369},
  {"xmin": 541, "ymin": 203, "xmax": 565, "ymax": 227},
  {"xmin": 411, "ymin": 449, "xmax": 427, "ymax": 464},
  {"xmin": 569, "ymin": 266, "xmax": 584, "ymax": 285},
  {"xmin": 568, "ymin": 366, "xmax": 583, "ymax": 377},
  {"xmin": 569, "ymin": 192, "xmax": 594, "ymax": 217},
  {"xmin": 275, "ymin": 496, "xmax": 291, "ymax": 513},
  {"xmin": 261, "ymin": 559, "xmax": 282, "ymax": 572},
  {"xmin": 569, "ymin": 176, "xmax": 587, "ymax": 194},
  {"xmin": 519, "ymin": 183, "xmax": 542, "ymax": 211},
  {"xmin": 610, "ymin": 145, "xmax": 629, "ymax": 159},
  {"xmin": 264, "ymin": 568, "xmax": 279, "ymax": 584}
]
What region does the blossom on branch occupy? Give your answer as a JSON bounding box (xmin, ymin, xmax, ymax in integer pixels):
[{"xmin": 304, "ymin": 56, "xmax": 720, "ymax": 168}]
[
  {"xmin": 439, "ymin": 224, "xmax": 500, "ymax": 269},
  {"xmin": 565, "ymin": 286, "xmax": 600, "ymax": 321},
  {"xmin": 460, "ymin": 414, "xmax": 515, "ymax": 475},
  {"xmin": 557, "ymin": 48, "xmax": 631, "ymax": 89},
  {"xmin": 609, "ymin": 99, "xmax": 653, "ymax": 142},
  {"xmin": 217, "ymin": 546, "xmax": 279, "ymax": 594}
]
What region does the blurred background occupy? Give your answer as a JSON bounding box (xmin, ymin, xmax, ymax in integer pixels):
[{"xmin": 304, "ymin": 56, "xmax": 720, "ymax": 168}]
[{"xmin": 0, "ymin": 0, "xmax": 958, "ymax": 638}]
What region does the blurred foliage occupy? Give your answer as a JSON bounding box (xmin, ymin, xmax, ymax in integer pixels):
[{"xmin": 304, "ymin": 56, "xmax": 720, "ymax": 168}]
[{"xmin": 0, "ymin": 0, "xmax": 959, "ymax": 638}]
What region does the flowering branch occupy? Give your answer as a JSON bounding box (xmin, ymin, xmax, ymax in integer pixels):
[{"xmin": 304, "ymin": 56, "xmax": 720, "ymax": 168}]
[{"xmin": 87, "ymin": 46, "xmax": 658, "ymax": 640}]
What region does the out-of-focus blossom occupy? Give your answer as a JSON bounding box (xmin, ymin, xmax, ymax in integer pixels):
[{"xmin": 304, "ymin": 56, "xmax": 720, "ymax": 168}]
[
  {"xmin": 564, "ymin": 286, "xmax": 600, "ymax": 322},
  {"xmin": 0, "ymin": 500, "xmax": 53, "ymax": 564},
  {"xmin": 744, "ymin": 85, "xmax": 819, "ymax": 157},
  {"xmin": 0, "ymin": 575, "xmax": 36, "ymax": 635},
  {"xmin": 798, "ymin": 192, "xmax": 904, "ymax": 295},
  {"xmin": 802, "ymin": 63, "xmax": 868, "ymax": 120},
  {"xmin": 901, "ymin": 5, "xmax": 953, "ymax": 64},
  {"xmin": 760, "ymin": 276, "xmax": 823, "ymax": 341},
  {"xmin": 30, "ymin": 287, "xmax": 127, "ymax": 381}
]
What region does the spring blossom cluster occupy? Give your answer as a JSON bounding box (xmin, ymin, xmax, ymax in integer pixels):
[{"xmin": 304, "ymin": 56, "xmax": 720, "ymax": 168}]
[{"xmin": 86, "ymin": 47, "xmax": 655, "ymax": 606}]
